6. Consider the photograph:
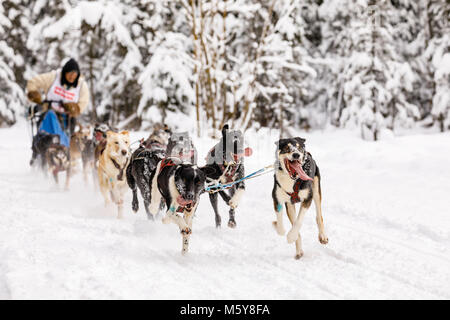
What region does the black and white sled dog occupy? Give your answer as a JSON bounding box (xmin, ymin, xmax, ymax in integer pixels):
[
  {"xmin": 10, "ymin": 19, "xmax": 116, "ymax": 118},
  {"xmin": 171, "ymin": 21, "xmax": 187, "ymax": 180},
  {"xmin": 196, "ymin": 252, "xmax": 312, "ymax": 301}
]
[
  {"xmin": 272, "ymin": 137, "xmax": 328, "ymax": 259},
  {"xmin": 203, "ymin": 125, "xmax": 252, "ymax": 228},
  {"xmin": 148, "ymin": 157, "xmax": 209, "ymax": 254},
  {"xmin": 126, "ymin": 130, "xmax": 197, "ymax": 220}
]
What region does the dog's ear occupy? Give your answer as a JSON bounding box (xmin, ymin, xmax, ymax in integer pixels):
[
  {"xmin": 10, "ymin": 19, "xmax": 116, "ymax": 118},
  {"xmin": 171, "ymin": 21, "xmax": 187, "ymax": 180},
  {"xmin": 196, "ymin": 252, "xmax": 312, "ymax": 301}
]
[
  {"xmin": 276, "ymin": 139, "xmax": 290, "ymax": 150},
  {"xmin": 294, "ymin": 137, "xmax": 306, "ymax": 147},
  {"xmin": 221, "ymin": 124, "xmax": 229, "ymax": 138},
  {"xmin": 120, "ymin": 130, "xmax": 129, "ymax": 136},
  {"xmin": 106, "ymin": 130, "xmax": 115, "ymax": 138}
]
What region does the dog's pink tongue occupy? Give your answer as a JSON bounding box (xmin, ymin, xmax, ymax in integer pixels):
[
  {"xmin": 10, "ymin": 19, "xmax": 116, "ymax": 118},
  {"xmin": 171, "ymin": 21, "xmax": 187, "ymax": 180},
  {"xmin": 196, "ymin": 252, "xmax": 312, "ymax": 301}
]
[
  {"xmin": 177, "ymin": 195, "xmax": 193, "ymax": 206},
  {"xmin": 290, "ymin": 161, "xmax": 313, "ymax": 181}
]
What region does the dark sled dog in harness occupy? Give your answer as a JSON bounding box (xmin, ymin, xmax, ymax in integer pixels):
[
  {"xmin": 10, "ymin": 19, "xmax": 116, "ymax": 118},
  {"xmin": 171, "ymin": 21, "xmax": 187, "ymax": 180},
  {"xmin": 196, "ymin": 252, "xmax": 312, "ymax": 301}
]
[
  {"xmin": 30, "ymin": 131, "xmax": 61, "ymax": 170},
  {"xmin": 30, "ymin": 132, "xmax": 71, "ymax": 187},
  {"xmin": 204, "ymin": 125, "xmax": 252, "ymax": 228},
  {"xmin": 272, "ymin": 138, "xmax": 328, "ymax": 259},
  {"xmin": 149, "ymin": 157, "xmax": 209, "ymax": 254},
  {"xmin": 126, "ymin": 142, "xmax": 166, "ymax": 220}
]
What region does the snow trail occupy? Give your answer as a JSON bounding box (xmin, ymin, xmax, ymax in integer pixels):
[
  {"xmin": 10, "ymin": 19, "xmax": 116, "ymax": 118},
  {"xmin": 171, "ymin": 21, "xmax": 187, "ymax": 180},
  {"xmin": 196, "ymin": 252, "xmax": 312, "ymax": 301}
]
[{"xmin": 0, "ymin": 121, "xmax": 449, "ymax": 299}]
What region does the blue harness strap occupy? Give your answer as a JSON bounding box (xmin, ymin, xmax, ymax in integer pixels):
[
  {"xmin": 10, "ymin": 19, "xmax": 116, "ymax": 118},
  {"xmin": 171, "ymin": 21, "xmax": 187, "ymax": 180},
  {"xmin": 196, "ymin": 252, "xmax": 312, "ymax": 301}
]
[{"xmin": 205, "ymin": 165, "xmax": 273, "ymax": 192}]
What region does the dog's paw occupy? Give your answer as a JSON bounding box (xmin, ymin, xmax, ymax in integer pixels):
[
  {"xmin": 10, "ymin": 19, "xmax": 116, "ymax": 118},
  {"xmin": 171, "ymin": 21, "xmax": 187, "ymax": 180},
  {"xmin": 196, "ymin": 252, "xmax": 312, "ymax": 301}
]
[
  {"xmin": 287, "ymin": 230, "xmax": 298, "ymax": 244},
  {"xmin": 132, "ymin": 200, "xmax": 139, "ymax": 213},
  {"xmin": 272, "ymin": 221, "xmax": 285, "ymax": 236},
  {"xmin": 215, "ymin": 216, "xmax": 222, "ymax": 228},
  {"xmin": 181, "ymin": 227, "xmax": 192, "ymax": 235},
  {"xmin": 295, "ymin": 252, "xmax": 304, "ymax": 260},
  {"xmin": 228, "ymin": 220, "xmax": 236, "ymax": 228},
  {"xmin": 319, "ymin": 233, "xmax": 328, "ymax": 245},
  {"xmin": 149, "ymin": 204, "xmax": 159, "ymax": 216}
]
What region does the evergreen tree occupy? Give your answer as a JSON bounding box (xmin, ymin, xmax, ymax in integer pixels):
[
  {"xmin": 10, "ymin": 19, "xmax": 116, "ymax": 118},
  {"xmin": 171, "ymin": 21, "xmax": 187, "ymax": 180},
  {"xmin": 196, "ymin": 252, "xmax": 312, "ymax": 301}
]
[
  {"xmin": 27, "ymin": 0, "xmax": 143, "ymax": 126},
  {"xmin": 0, "ymin": 1, "xmax": 26, "ymax": 126}
]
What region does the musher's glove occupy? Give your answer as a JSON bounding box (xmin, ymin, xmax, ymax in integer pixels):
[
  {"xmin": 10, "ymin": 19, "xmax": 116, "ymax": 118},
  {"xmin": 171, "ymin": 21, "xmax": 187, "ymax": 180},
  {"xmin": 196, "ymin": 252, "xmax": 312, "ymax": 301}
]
[
  {"xmin": 27, "ymin": 91, "xmax": 42, "ymax": 104},
  {"xmin": 64, "ymin": 102, "xmax": 81, "ymax": 117}
]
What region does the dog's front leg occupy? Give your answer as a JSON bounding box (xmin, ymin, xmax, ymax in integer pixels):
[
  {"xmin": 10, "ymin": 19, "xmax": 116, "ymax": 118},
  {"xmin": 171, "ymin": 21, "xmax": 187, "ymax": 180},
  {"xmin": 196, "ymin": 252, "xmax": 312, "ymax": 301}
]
[
  {"xmin": 285, "ymin": 202, "xmax": 303, "ymax": 259},
  {"xmin": 148, "ymin": 166, "xmax": 162, "ymax": 216},
  {"xmin": 117, "ymin": 199, "xmax": 124, "ymax": 219},
  {"xmin": 98, "ymin": 172, "xmax": 111, "ymax": 207},
  {"xmin": 52, "ymin": 168, "xmax": 59, "ymax": 185},
  {"xmin": 313, "ymin": 176, "xmax": 328, "ymax": 245},
  {"xmin": 272, "ymin": 187, "xmax": 286, "ymax": 236},
  {"xmin": 126, "ymin": 165, "xmax": 139, "ymax": 213},
  {"xmin": 228, "ymin": 181, "xmax": 245, "ymax": 209},
  {"xmin": 287, "ymin": 199, "xmax": 311, "ymax": 259},
  {"xmin": 163, "ymin": 205, "xmax": 190, "ymax": 231},
  {"xmin": 64, "ymin": 167, "xmax": 71, "ymax": 191},
  {"xmin": 209, "ymin": 192, "xmax": 221, "ymax": 228},
  {"xmin": 227, "ymin": 184, "xmax": 245, "ymax": 228},
  {"xmin": 141, "ymin": 177, "xmax": 154, "ymax": 221},
  {"xmin": 112, "ymin": 186, "xmax": 125, "ymax": 219},
  {"xmin": 181, "ymin": 214, "xmax": 194, "ymax": 255},
  {"xmin": 272, "ymin": 203, "xmax": 286, "ymax": 236},
  {"xmin": 82, "ymin": 160, "xmax": 88, "ymax": 184}
]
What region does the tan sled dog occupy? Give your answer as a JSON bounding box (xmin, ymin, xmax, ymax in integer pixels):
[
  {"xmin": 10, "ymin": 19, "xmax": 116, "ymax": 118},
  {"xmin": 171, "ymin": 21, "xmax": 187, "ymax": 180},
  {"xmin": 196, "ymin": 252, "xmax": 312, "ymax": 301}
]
[{"xmin": 98, "ymin": 130, "xmax": 131, "ymax": 219}]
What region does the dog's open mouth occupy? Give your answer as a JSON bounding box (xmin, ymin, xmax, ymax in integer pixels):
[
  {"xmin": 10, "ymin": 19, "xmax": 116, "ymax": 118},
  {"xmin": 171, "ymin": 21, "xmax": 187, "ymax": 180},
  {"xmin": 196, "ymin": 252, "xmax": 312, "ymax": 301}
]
[
  {"xmin": 177, "ymin": 195, "xmax": 195, "ymax": 210},
  {"xmin": 284, "ymin": 158, "xmax": 312, "ymax": 181}
]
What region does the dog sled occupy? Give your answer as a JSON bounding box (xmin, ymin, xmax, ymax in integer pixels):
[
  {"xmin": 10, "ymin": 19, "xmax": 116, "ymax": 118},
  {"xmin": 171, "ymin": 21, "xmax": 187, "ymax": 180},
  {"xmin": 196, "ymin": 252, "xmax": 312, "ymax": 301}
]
[{"xmin": 28, "ymin": 99, "xmax": 76, "ymax": 148}]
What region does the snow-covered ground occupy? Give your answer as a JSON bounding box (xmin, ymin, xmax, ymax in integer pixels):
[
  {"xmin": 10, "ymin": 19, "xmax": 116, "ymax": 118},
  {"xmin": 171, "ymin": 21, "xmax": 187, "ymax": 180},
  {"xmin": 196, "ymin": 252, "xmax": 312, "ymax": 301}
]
[{"xmin": 0, "ymin": 121, "xmax": 449, "ymax": 299}]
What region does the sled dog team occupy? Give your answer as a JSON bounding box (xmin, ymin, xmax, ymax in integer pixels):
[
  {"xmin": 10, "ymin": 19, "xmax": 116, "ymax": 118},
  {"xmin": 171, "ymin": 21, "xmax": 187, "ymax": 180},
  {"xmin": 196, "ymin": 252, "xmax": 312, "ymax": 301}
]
[{"xmin": 31, "ymin": 123, "xmax": 328, "ymax": 259}]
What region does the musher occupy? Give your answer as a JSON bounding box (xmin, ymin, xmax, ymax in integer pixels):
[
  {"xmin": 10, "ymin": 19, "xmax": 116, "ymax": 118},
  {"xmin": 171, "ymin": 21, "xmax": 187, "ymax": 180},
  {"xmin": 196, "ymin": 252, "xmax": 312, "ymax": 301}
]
[{"xmin": 26, "ymin": 58, "xmax": 89, "ymax": 147}]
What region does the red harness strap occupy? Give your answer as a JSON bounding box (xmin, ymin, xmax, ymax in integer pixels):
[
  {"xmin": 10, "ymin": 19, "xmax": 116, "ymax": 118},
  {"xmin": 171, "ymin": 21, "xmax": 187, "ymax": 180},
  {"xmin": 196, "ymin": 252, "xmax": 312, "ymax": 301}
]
[
  {"xmin": 159, "ymin": 158, "xmax": 176, "ymax": 173},
  {"xmin": 288, "ymin": 180, "xmax": 303, "ymax": 204}
]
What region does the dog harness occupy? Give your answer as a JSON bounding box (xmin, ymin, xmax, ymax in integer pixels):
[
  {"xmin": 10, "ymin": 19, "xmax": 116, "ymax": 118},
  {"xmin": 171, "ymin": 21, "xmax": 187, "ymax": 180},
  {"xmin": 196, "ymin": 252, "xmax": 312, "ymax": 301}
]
[
  {"xmin": 288, "ymin": 179, "xmax": 303, "ymax": 204},
  {"xmin": 159, "ymin": 158, "xmax": 177, "ymax": 173},
  {"xmin": 219, "ymin": 164, "xmax": 239, "ymax": 183},
  {"xmin": 276, "ymin": 179, "xmax": 303, "ymax": 204},
  {"xmin": 110, "ymin": 157, "xmax": 127, "ymax": 181}
]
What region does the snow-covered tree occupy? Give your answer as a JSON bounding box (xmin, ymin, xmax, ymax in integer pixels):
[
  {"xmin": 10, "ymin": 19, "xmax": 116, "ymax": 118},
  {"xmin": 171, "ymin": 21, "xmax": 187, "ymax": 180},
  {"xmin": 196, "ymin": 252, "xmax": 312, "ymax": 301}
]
[
  {"xmin": 424, "ymin": 0, "xmax": 450, "ymax": 131},
  {"xmin": 320, "ymin": 0, "xmax": 421, "ymax": 140},
  {"xmin": 27, "ymin": 0, "xmax": 143, "ymax": 126},
  {"xmin": 138, "ymin": 32, "xmax": 195, "ymax": 130},
  {"xmin": 0, "ymin": 1, "xmax": 26, "ymax": 126}
]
